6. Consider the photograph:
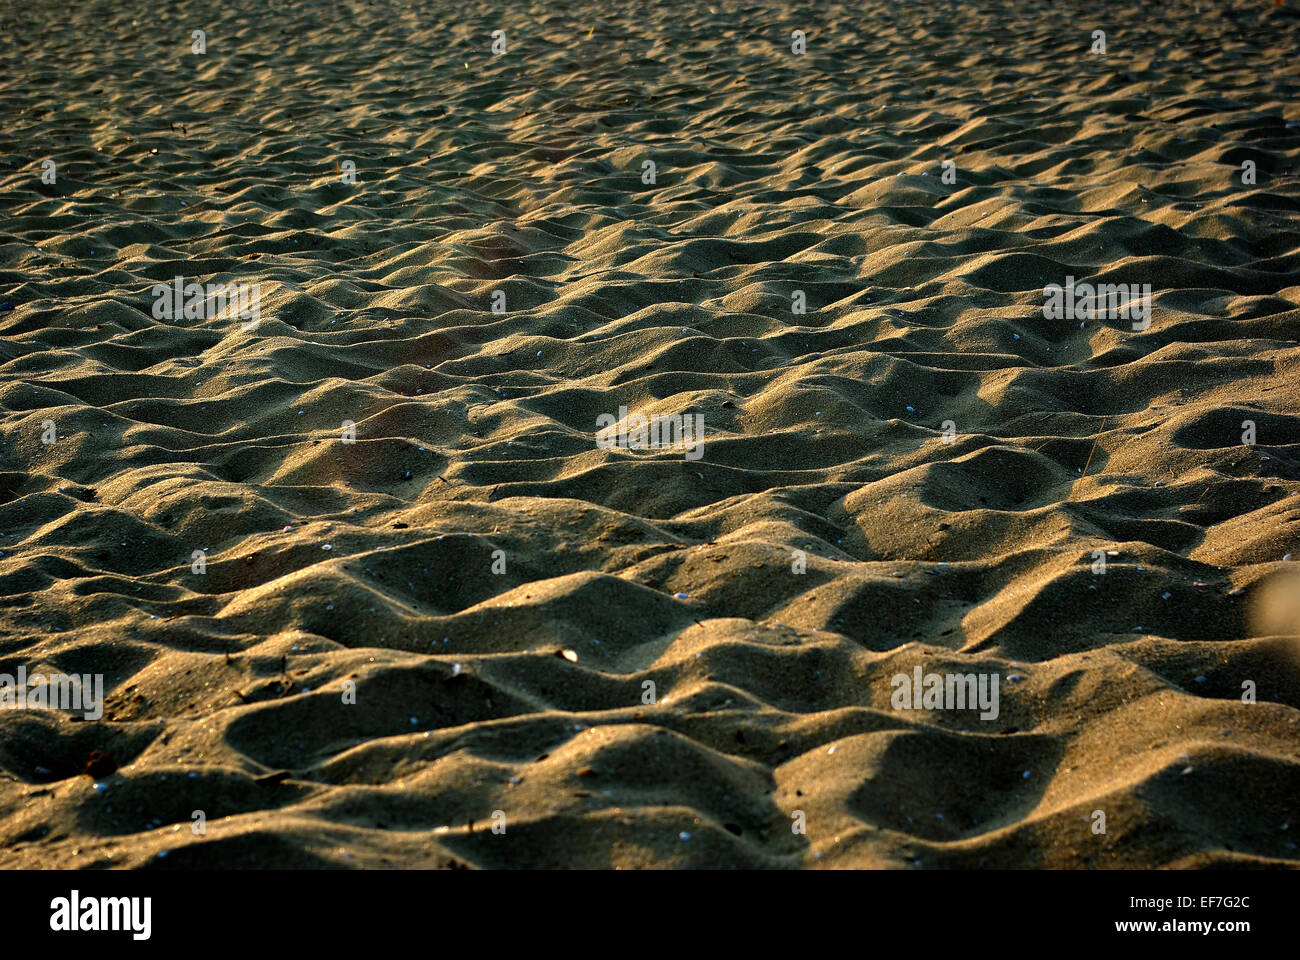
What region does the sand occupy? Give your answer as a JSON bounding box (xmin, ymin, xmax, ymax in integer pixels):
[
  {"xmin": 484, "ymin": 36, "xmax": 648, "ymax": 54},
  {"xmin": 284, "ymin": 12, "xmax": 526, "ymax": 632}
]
[{"xmin": 1, "ymin": 0, "xmax": 1299, "ymax": 869}]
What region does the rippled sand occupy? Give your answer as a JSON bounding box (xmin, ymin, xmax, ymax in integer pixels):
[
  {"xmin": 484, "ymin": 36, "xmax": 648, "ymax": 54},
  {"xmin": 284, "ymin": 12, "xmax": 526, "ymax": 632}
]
[{"xmin": 1, "ymin": 0, "xmax": 1299, "ymax": 868}]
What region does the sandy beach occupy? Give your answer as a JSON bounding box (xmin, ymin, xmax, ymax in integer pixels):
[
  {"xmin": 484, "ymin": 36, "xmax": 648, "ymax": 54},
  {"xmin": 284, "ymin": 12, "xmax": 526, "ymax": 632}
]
[{"xmin": 1, "ymin": 0, "xmax": 1299, "ymax": 868}]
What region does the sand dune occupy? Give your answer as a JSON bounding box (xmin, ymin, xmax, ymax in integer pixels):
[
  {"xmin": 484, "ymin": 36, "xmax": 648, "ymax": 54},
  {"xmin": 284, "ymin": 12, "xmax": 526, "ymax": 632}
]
[{"xmin": 1, "ymin": 0, "xmax": 1299, "ymax": 867}]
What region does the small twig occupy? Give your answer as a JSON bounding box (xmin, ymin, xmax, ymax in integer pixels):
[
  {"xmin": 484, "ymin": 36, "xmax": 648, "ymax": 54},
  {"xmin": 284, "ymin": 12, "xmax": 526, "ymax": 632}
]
[{"xmin": 1080, "ymin": 418, "xmax": 1108, "ymax": 479}]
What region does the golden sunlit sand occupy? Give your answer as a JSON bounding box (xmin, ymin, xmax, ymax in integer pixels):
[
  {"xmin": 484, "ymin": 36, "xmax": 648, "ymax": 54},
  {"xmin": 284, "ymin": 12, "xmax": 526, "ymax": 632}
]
[{"xmin": 0, "ymin": 0, "xmax": 1299, "ymax": 868}]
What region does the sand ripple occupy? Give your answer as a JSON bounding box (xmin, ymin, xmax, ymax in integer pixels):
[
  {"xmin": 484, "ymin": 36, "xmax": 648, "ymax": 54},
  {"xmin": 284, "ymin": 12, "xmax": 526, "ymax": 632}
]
[{"xmin": 1, "ymin": 0, "xmax": 1299, "ymax": 867}]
